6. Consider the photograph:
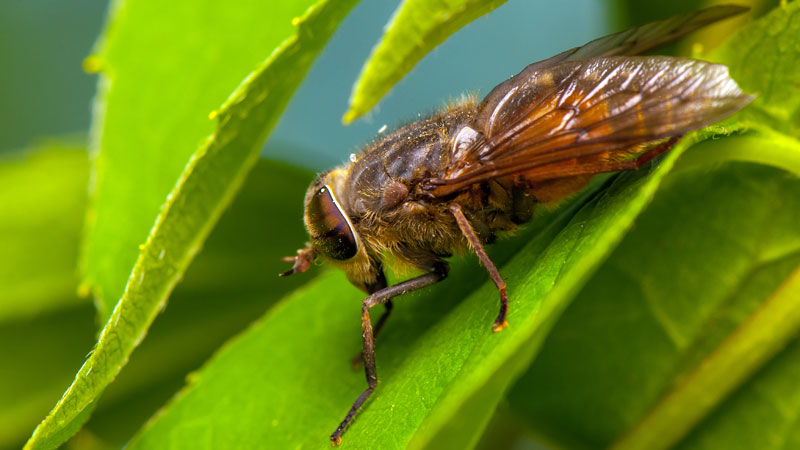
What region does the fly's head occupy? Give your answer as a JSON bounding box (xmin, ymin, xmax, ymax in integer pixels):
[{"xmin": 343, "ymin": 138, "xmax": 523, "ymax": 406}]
[{"xmin": 281, "ymin": 168, "xmax": 380, "ymax": 291}]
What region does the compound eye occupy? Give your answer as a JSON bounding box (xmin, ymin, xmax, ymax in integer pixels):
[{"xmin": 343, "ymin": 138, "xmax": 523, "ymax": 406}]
[{"xmin": 306, "ymin": 185, "xmax": 358, "ymax": 260}]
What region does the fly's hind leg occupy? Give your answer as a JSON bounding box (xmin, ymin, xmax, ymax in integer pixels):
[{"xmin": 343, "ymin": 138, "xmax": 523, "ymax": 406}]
[
  {"xmin": 564, "ymin": 136, "xmax": 681, "ymax": 176},
  {"xmin": 331, "ymin": 263, "xmax": 448, "ymax": 446},
  {"xmin": 449, "ymin": 203, "xmax": 509, "ymax": 333},
  {"xmin": 624, "ymin": 136, "xmax": 681, "ymax": 169}
]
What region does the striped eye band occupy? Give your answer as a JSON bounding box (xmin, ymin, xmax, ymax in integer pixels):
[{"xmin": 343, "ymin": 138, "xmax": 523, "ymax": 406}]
[{"xmin": 306, "ymin": 185, "xmax": 357, "ymax": 260}]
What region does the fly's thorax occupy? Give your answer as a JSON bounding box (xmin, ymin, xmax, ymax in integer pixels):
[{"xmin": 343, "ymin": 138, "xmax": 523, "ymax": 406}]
[{"xmin": 341, "ymin": 101, "xmax": 480, "ymax": 217}]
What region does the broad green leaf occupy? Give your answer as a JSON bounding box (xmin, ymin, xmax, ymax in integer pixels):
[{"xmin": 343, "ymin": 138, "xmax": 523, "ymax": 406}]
[
  {"xmin": 126, "ymin": 126, "xmax": 718, "ymax": 448},
  {"xmin": 25, "ymin": 2, "xmax": 358, "ymax": 449},
  {"xmin": 118, "ymin": 188, "xmax": 583, "ymax": 449},
  {"xmin": 342, "ymin": 0, "xmax": 506, "ymax": 123},
  {"xmin": 507, "ymin": 154, "xmax": 800, "ymax": 450},
  {"xmin": 81, "ymin": 0, "xmax": 342, "ymax": 321},
  {"xmin": 0, "ymin": 144, "xmax": 88, "ymax": 321}
]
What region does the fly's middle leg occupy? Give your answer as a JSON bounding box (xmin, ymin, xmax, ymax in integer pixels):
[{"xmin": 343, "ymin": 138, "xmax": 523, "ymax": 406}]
[{"xmin": 449, "ymin": 203, "xmax": 509, "ymax": 332}]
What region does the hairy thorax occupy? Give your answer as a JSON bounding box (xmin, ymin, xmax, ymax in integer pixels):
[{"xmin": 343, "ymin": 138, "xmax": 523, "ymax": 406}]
[{"xmin": 327, "ymin": 100, "xmax": 536, "ymax": 278}]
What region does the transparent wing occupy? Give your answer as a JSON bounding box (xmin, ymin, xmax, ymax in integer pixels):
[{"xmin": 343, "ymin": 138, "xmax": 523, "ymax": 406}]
[
  {"xmin": 425, "ymin": 56, "xmax": 752, "ymax": 196},
  {"xmin": 478, "ymin": 5, "xmax": 748, "ymax": 121}
]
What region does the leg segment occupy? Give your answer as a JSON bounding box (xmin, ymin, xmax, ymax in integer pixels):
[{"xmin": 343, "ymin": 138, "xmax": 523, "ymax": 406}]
[
  {"xmin": 351, "ymin": 300, "xmax": 393, "ymax": 368},
  {"xmin": 330, "ymin": 264, "xmax": 448, "ymax": 446},
  {"xmin": 351, "ymin": 270, "xmax": 390, "ymax": 368},
  {"xmin": 449, "ymin": 203, "xmax": 509, "ymax": 333}
]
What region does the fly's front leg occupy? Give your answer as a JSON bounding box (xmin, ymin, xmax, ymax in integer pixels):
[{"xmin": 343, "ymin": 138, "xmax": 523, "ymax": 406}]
[
  {"xmin": 351, "ymin": 270, "xmax": 390, "ymax": 369},
  {"xmin": 449, "ymin": 203, "xmax": 509, "ymax": 332},
  {"xmin": 330, "ymin": 264, "xmax": 448, "ymax": 446},
  {"xmin": 351, "ymin": 300, "xmax": 393, "ymax": 369}
]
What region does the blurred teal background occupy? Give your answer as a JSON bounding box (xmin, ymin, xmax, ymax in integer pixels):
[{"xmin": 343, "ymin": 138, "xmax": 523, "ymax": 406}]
[
  {"xmin": 0, "ymin": 0, "xmax": 607, "ymax": 167},
  {"xmin": 0, "ymin": 0, "xmax": 107, "ymax": 151}
]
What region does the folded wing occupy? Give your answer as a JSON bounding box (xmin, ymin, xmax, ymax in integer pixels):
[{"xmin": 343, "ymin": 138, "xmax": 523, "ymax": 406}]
[{"xmin": 425, "ymin": 55, "xmax": 751, "ymax": 196}]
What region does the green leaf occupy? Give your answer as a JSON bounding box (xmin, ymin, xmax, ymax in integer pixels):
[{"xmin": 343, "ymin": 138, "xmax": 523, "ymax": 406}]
[
  {"xmin": 124, "ymin": 125, "xmax": 714, "ymax": 448},
  {"xmin": 342, "ymin": 0, "xmax": 507, "ymax": 123},
  {"xmin": 674, "ymin": 128, "xmax": 800, "ymax": 178},
  {"xmin": 712, "ymin": 1, "xmax": 800, "ymax": 137},
  {"xmin": 0, "ymin": 144, "xmax": 88, "ymax": 321},
  {"xmin": 612, "ymin": 166, "xmax": 800, "ymax": 450},
  {"xmin": 25, "ymin": 1, "xmax": 358, "ymax": 449}
]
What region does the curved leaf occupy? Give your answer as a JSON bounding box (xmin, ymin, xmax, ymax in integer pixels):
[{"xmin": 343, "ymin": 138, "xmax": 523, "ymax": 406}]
[
  {"xmin": 81, "ymin": 0, "xmax": 342, "ymax": 321},
  {"xmin": 24, "ymin": 1, "xmax": 358, "ymax": 449},
  {"xmin": 342, "ymin": 0, "xmax": 507, "ymax": 123}
]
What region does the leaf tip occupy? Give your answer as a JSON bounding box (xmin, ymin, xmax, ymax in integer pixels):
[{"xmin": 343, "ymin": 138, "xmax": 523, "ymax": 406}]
[
  {"xmin": 341, "ymin": 108, "xmax": 359, "ymax": 125},
  {"xmin": 82, "ymin": 55, "xmax": 103, "ymax": 74}
]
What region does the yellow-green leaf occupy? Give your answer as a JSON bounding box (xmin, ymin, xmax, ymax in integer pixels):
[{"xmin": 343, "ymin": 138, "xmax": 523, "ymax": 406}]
[{"xmin": 343, "ymin": 0, "xmax": 507, "ymax": 123}]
